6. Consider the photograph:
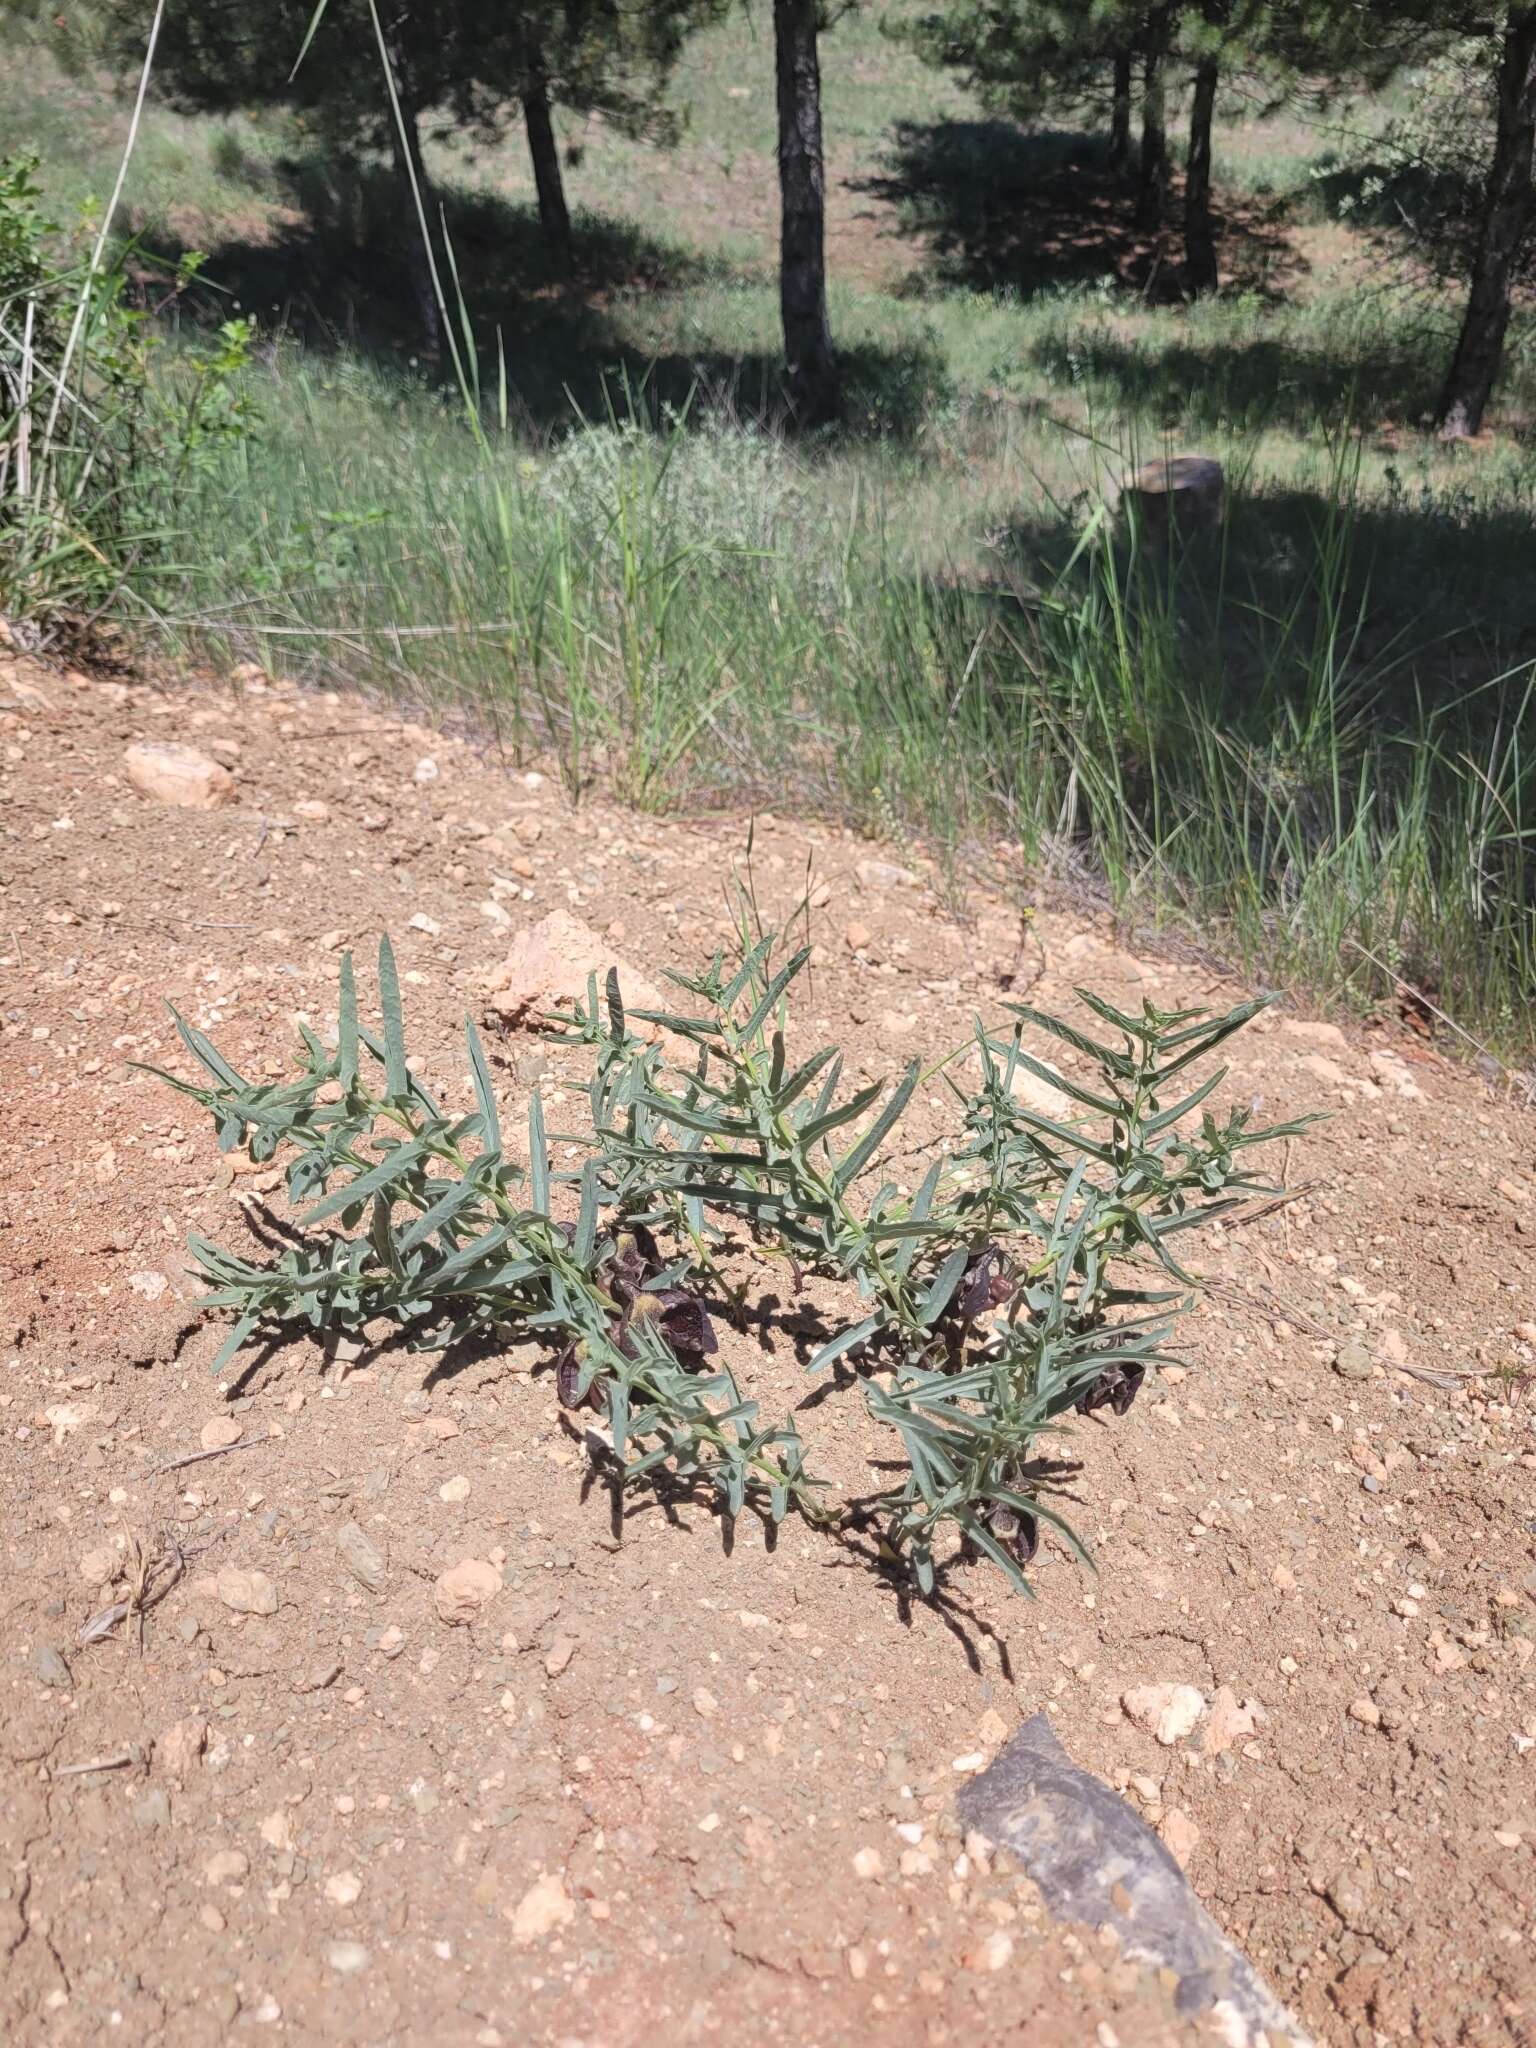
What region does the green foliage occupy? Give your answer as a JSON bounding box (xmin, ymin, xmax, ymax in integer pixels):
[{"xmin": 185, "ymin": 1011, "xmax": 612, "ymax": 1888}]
[
  {"xmin": 148, "ymin": 934, "xmax": 1306, "ymax": 1597},
  {"xmin": 0, "ymin": 152, "xmax": 255, "ymax": 626},
  {"xmin": 83, "ymin": 0, "xmax": 722, "ymax": 163}
]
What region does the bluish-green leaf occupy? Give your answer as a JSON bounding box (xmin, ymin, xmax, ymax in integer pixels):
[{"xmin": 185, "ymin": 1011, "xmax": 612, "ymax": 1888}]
[{"xmin": 378, "ymin": 935, "xmax": 408, "ymax": 1100}]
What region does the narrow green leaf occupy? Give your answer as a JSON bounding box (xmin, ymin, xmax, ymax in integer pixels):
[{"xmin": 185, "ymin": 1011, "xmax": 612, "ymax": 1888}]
[
  {"xmin": 300, "ymin": 1139, "xmax": 428, "ymax": 1223},
  {"xmin": 464, "ymin": 1014, "xmax": 501, "ymax": 1154},
  {"xmin": 378, "ymin": 935, "xmax": 408, "ymax": 1100},
  {"xmin": 806, "ymin": 1313, "xmax": 883, "ymax": 1374},
  {"xmin": 918, "ymin": 1245, "xmax": 970, "ymax": 1327},
  {"xmin": 799, "ymin": 1078, "xmax": 885, "ymax": 1148},
  {"xmin": 169, "ymin": 1006, "xmax": 246, "ymax": 1093},
  {"xmin": 209, "ymin": 1310, "xmax": 262, "ymax": 1377},
  {"xmin": 337, "ymin": 952, "xmax": 359, "ymax": 1093},
  {"xmin": 834, "ymin": 1060, "xmax": 918, "ymax": 1189},
  {"xmin": 740, "ymin": 945, "xmax": 812, "ymax": 1042},
  {"xmin": 528, "ymin": 1089, "xmax": 550, "ymax": 1214}
]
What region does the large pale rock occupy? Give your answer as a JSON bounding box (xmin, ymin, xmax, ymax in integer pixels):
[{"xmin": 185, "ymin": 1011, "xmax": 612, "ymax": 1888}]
[
  {"xmin": 216, "ymin": 1566, "xmax": 278, "ymax": 1616},
  {"xmin": 1121, "ymin": 1682, "xmax": 1206, "ymax": 1746},
  {"xmin": 124, "ymin": 741, "xmax": 234, "ymax": 809},
  {"xmin": 485, "ymin": 909, "xmax": 673, "ymax": 1036},
  {"xmin": 1118, "ymin": 455, "xmax": 1225, "ymax": 540},
  {"xmin": 433, "ymin": 1556, "xmax": 502, "ymax": 1625},
  {"xmin": 508, "ymin": 1871, "xmax": 575, "ymax": 1943}
]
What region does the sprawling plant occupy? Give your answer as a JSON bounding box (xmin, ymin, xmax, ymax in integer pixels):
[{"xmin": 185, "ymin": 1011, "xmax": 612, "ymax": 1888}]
[{"xmin": 147, "ymin": 934, "xmax": 1307, "ymax": 1594}]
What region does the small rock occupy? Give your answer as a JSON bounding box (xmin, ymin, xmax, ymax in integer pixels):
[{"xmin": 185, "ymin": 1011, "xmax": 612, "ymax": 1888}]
[
  {"xmin": 543, "ymin": 1635, "xmax": 576, "ymax": 1677},
  {"xmin": 158, "ymin": 1716, "xmax": 207, "ymax": 1777},
  {"xmin": 509, "ymin": 1871, "xmax": 575, "ymax": 1944},
  {"xmin": 204, "ymin": 1848, "xmax": 250, "ymax": 1887},
  {"xmin": 693, "ymin": 1686, "xmax": 719, "ymax": 1719},
  {"xmin": 200, "ymin": 1416, "xmax": 243, "ymax": 1451},
  {"xmin": 434, "ymin": 1557, "xmax": 502, "ymax": 1626},
  {"xmin": 485, "ymin": 909, "xmax": 673, "ymax": 1039},
  {"xmin": 216, "ymin": 1567, "xmax": 278, "ymax": 1617},
  {"xmin": 413, "ymin": 756, "xmax": 439, "ymax": 784},
  {"xmin": 408, "ymin": 912, "xmax": 442, "ymax": 937},
  {"xmin": 1201, "ymin": 1687, "xmax": 1261, "ymax": 1756},
  {"xmin": 29, "ymin": 1644, "xmax": 71, "ymax": 1690},
  {"xmin": 1121, "ymin": 1683, "xmax": 1206, "ymax": 1746},
  {"xmin": 79, "ymin": 1545, "xmax": 118, "ymax": 1588},
  {"xmin": 514, "ymin": 816, "xmax": 543, "ymax": 845},
  {"xmin": 1279, "ymin": 1019, "xmax": 1348, "ymax": 1052},
  {"xmin": 42, "ymin": 1400, "xmax": 96, "ymax": 1444},
  {"xmin": 851, "ymin": 1847, "xmax": 884, "ymax": 1880},
  {"xmin": 976, "ymin": 1707, "xmax": 1010, "ymax": 1748},
  {"xmin": 1333, "ymin": 1341, "xmax": 1375, "ymax": 1382},
  {"xmin": 855, "ymin": 858, "xmax": 919, "ymax": 891},
  {"xmin": 133, "ymin": 1789, "xmax": 171, "ymax": 1829},
  {"xmin": 1348, "ymin": 1696, "xmax": 1382, "ymax": 1729},
  {"xmin": 438, "ymin": 1475, "xmax": 471, "ymax": 1504},
  {"xmin": 326, "ymin": 1941, "xmax": 369, "ymax": 1975},
  {"xmin": 259, "ymin": 1810, "xmax": 292, "ymax": 1851},
  {"xmin": 294, "ymin": 799, "xmax": 331, "ymax": 823},
  {"xmin": 324, "ymin": 1871, "xmax": 363, "ymax": 1906},
  {"xmin": 1370, "ymin": 1050, "xmax": 1425, "ymax": 1100},
  {"xmin": 965, "ymin": 1930, "xmax": 1014, "ymax": 1972},
  {"xmin": 1157, "ymin": 1807, "xmax": 1201, "ymax": 1867},
  {"xmin": 336, "ymin": 1521, "xmax": 388, "ymax": 1594},
  {"xmin": 124, "ymin": 741, "xmax": 234, "ymax": 809},
  {"xmin": 844, "ymin": 922, "xmax": 873, "ymax": 952}
]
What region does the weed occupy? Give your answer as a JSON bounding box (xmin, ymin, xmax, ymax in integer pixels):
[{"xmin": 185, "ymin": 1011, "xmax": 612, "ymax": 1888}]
[{"xmin": 147, "ymin": 933, "xmax": 1308, "ymax": 1597}]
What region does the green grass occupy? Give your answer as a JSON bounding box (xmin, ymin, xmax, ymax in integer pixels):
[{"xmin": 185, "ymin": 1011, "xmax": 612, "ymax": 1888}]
[{"xmin": 5, "ymin": 17, "xmax": 1536, "ymax": 1056}]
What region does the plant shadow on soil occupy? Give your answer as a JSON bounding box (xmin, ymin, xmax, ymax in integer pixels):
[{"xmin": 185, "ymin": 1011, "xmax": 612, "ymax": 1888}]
[
  {"xmin": 856, "ymin": 120, "xmax": 1303, "ymax": 304},
  {"xmin": 156, "ymin": 152, "xmax": 948, "ymax": 440}
]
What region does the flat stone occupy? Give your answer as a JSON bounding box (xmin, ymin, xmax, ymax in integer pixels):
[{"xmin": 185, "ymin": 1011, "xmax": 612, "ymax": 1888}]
[{"xmin": 124, "ymin": 741, "xmax": 234, "ymax": 809}]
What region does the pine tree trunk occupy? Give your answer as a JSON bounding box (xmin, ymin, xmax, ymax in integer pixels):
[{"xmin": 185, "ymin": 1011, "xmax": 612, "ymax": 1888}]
[
  {"xmin": 383, "ymin": 52, "xmax": 442, "ymax": 356},
  {"xmin": 1436, "ymin": 8, "xmax": 1536, "ymax": 437},
  {"xmin": 1184, "ymin": 54, "xmax": 1220, "ymax": 294},
  {"xmin": 774, "ymin": 0, "xmax": 839, "ymax": 424},
  {"xmin": 1110, "ymin": 50, "xmax": 1133, "ymax": 170},
  {"xmin": 523, "ymin": 63, "xmax": 573, "ymax": 271},
  {"xmin": 1135, "ymin": 8, "xmax": 1172, "ymax": 234}
]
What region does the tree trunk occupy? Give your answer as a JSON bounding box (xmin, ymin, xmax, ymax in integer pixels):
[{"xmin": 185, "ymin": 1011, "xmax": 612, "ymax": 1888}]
[
  {"xmin": 1184, "ymin": 54, "xmax": 1220, "ymax": 294},
  {"xmin": 1110, "ymin": 50, "xmax": 1133, "ymax": 170},
  {"xmin": 522, "ymin": 62, "xmax": 573, "ymax": 271},
  {"xmin": 1436, "ymin": 8, "xmax": 1536, "ymax": 437},
  {"xmin": 1135, "ymin": 9, "xmax": 1172, "ymax": 234},
  {"xmin": 383, "ymin": 55, "xmax": 443, "ymax": 356},
  {"xmin": 773, "ymin": 0, "xmax": 839, "ymax": 425}
]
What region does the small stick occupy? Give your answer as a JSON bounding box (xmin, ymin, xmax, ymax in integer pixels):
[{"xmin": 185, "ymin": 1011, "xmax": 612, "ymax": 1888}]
[
  {"xmin": 149, "ymin": 1431, "xmax": 268, "ymax": 1478},
  {"xmin": 52, "ymin": 1747, "xmax": 145, "ymax": 1778}
]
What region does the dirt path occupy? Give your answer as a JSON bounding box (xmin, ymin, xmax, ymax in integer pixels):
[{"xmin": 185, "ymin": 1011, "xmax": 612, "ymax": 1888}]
[{"xmin": 2, "ymin": 651, "xmax": 1534, "ymax": 2047}]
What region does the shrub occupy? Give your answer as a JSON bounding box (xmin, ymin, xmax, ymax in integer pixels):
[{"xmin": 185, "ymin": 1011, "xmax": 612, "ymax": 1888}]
[
  {"xmin": 0, "ymin": 151, "xmax": 255, "ymax": 631},
  {"xmin": 148, "ymin": 933, "xmax": 1307, "ymax": 1597}
]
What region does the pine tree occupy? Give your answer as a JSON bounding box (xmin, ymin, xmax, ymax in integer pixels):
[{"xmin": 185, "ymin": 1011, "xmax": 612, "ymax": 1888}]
[{"xmin": 83, "ymin": 0, "xmax": 718, "ymax": 335}]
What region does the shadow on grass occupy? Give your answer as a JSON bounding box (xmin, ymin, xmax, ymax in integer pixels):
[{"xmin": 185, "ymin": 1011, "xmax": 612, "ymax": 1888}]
[
  {"xmin": 1025, "ymin": 323, "xmax": 1451, "ymax": 436},
  {"xmin": 985, "ymin": 479, "xmax": 1536, "ymax": 692},
  {"xmin": 155, "ymin": 150, "xmax": 949, "ymax": 441},
  {"xmin": 857, "ymin": 120, "xmax": 1302, "ymax": 304}
]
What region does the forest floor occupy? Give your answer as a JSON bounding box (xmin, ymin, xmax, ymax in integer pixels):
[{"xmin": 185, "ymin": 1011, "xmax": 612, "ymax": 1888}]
[{"xmin": 3, "ymin": 646, "xmax": 1536, "ymax": 2048}]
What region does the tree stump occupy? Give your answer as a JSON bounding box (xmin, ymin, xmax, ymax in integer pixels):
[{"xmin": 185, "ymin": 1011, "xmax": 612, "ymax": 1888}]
[{"xmin": 1117, "ymin": 456, "xmax": 1225, "ymax": 542}]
